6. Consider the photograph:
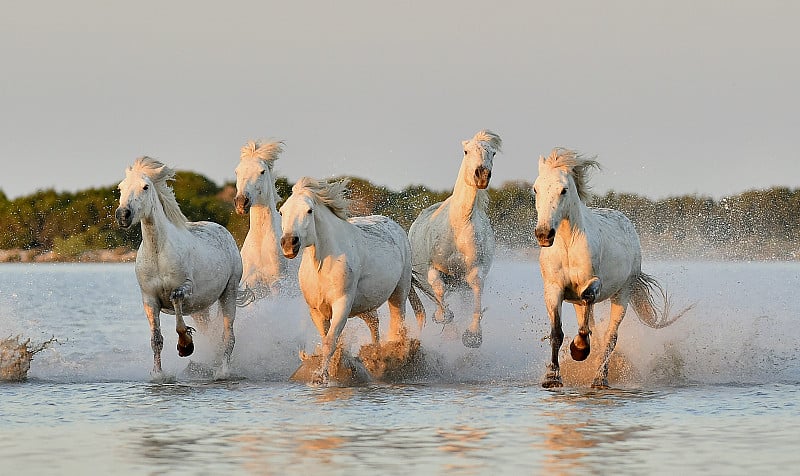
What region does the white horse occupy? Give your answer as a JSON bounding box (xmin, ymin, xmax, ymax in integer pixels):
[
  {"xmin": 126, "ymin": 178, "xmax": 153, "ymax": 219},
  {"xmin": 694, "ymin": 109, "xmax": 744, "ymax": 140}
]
[
  {"xmin": 116, "ymin": 157, "xmax": 243, "ymax": 380},
  {"xmin": 234, "ymin": 139, "xmax": 286, "ymax": 300},
  {"xmin": 409, "ymin": 129, "xmax": 502, "ymax": 348},
  {"xmin": 279, "ymin": 177, "xmax": 425, "ymax": 385},
  {"xmin": 533, "ymin": 148, "xmax": 687, "ymax": 389}
]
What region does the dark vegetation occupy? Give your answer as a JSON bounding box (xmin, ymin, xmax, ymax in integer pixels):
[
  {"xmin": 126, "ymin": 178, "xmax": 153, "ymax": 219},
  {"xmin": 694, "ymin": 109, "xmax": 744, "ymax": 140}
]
[{"xmin": 0, "ymin": 171, "xmax": 797, "ymax": 261}]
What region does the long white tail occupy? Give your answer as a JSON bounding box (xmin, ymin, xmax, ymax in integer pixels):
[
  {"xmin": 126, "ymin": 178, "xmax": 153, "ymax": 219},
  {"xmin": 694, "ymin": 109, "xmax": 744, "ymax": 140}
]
[{"xmin": 630, "ymin": 272, "xmax": 692, "ymax": 328}]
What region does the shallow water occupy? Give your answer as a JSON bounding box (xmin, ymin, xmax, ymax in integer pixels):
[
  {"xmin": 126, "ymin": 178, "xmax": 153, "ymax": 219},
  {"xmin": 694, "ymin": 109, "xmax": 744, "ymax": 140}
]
[{"xmin": 1, "ymin": 260, "xmax": 799, "ymax": 474}]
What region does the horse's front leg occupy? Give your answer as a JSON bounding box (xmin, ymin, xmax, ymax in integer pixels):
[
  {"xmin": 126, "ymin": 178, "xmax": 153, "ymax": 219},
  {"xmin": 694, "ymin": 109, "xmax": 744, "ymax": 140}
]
[
  {"xmin": 315, "ymin": 297, "xmax": 352, "ymax": 386},
  {"xmin": 570, "ymin": 303, "xmax": 594, "ymax": 361},
  {"xmin": 542, "ymin": 286, "xmax": 565, "ymax": 388},
  {"xmin": 462, "ymin": 266, "xmax": 484, "ymax": 348},
  {"xmin": 427, "ymin": 268, "xmax": 453, "ymax": 324},
  {"xmin": 592, "ymin": 300, "xmax": 627, "ymax": 389},
  {"xmin": 170, "ymin": 283, "xmax": 195, "ymax": 357},
  {"xmin": 143, "ymin": 299, "xmax": 165, "ymax": 380}
]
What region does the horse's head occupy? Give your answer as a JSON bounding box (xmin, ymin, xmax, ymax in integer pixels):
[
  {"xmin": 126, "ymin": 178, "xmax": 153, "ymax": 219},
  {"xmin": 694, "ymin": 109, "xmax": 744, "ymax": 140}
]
[
  {"xmin": 533, "ymin": 149, "xmax": 600, "ymax": 247},
  {"xmin": 234, "ymin": 140, "xmax": 283, "ymax": 214},
  {"xmin": 278, "ymin": 191, "xmax": 316, "ymax": 259},
  {"xmin": 461, "ymin": 130, "xmax": 502, "ymax": 190},
  {"xmin": 116, "ymin": 163, "xmax": 157, "ymax": 230}
]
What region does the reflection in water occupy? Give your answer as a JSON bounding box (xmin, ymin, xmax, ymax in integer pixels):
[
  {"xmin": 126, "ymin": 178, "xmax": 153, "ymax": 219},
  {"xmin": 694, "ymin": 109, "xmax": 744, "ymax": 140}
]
[{"xmin": 532, "ymin": 388, "xmax": 655, "ymax": 474}]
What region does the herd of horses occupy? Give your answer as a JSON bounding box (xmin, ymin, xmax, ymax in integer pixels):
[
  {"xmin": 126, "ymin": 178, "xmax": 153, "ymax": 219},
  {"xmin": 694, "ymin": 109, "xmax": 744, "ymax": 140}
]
[{"xmin": 114, "ymin": 130, "xmax": 687, "ymax": 389}]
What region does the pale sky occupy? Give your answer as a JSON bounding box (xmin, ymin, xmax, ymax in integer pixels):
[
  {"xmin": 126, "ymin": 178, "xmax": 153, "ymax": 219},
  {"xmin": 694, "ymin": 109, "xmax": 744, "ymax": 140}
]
[{"xmin": 1, "ymin": 1, "xmax": 798, "ymax": 200}]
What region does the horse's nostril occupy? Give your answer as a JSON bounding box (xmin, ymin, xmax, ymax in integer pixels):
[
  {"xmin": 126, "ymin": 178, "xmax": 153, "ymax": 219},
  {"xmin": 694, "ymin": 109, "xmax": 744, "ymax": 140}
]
[
  {"xmin": 291, "ymin": 236, "xmax": 299, "ymax": 246},
  {"xmin": 547, "ymin": 229, "xmax": 555, "ymax": 240}
]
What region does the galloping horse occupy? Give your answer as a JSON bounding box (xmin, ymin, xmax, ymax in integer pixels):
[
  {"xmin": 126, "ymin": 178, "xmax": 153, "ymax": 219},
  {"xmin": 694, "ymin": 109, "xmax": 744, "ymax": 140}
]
[
  {"xmin": 116, "ymin": 157, "xmax": 242, "ymax": 380},
  {"xmin": 409, "ymin": 129, "xmax": 502, "ymax": 348},
  {"xmin": 235, "ymin": 139, "xmax": 286, "ymax": 300},
  {"xmin": 279, "ymin": 177, "xmax": 425, "ymax": 385},
  {"xmin": 533, "ymin": 148, "xmax": 686, "ymax": 388}
]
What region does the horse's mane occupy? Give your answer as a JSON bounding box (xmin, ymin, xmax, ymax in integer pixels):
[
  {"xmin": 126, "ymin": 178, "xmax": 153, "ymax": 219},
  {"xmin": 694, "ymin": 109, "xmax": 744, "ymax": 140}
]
[
  {"xmin": 129, "ymin": 156, "xmax": 188, "ymax": 227},
  {"xmin": 240, "ymin": 140, "xmax": 283, "ymax": 171},
  {"xmin": 292, "ymin": 177, "xmax": 350, "ymax": 220},
  {"xmin": 470, "ymin": 129, "xmax": 503, "ymax": 153},
  {"xmin": 240, "ymin": 140, "xmax": 284, "ymax": 204},
  {"xmin": 543, "ymin": 148, "xmax": 601, "ymax": 203}
]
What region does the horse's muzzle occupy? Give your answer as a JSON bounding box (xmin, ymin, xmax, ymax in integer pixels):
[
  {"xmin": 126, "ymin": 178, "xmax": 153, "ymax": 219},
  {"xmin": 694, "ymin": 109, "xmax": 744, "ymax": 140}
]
[
  {"xmin": 234, "ymin": 194, "xmax": 250, "ymax": 215},
  {"xmin": 115, "ymin": 207, "xmax": 133, "ymax": 229},
  {"xmin": 280, "ymin": 234, "xmax": 300, "ymax": 258},
  {"xmin": 535, "ymin": 227, "xmax": 556, "ymax": 247},
  {"xmin": 474, "ymin": 166, "xmax": 492, "ymax": 189}
]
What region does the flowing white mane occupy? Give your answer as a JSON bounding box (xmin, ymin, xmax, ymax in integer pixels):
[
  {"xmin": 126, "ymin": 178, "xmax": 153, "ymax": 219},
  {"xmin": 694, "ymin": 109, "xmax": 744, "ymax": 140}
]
[
  {"xmin": 470, "ymin": 129, "xmax": 503, "ymax": 153},
  {"xmin": 239, "ymin": 140, "xmax": 284, "ymax": 205},
  {"xmin": 129, "ymin": 156, "xmax": 188, "ymax": 227},
  {"xmin": 292, "ymin": 177, "xmax": 351, "ymax": 220},
  {"xmin": 541, "ymin": 148, "xmax": 601, "ymax": 203},
  {"xmin": 240, "ymin": 140, "xmax": 284, "ymax": 171}
]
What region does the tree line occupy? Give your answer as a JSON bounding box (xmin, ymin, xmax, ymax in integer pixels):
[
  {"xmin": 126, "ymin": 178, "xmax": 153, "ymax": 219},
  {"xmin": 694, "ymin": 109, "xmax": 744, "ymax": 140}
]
[{"xmin": 0, "ymin": 172, "xmax": 797, "ymax": 261}]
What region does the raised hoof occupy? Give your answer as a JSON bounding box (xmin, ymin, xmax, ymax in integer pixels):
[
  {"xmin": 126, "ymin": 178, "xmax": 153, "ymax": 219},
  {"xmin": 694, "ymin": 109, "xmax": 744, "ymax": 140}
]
[
  {"xmin": 462, "ymin": 329, "xmax": 483, "ymax": 348},
  {"xmin": 581, "ymin": 278, "xmax": 601, "ymax": 304},
  {"xmin": 569, "ymin": 334, "xmax": 591, "ymax": 361},
  {"xmin": 433, "ymin": 308, "xmax": 454, "ymax": 325},
  {"xmin": 177, "ymin": 341, "xmax": 194, "ymax": 357}
]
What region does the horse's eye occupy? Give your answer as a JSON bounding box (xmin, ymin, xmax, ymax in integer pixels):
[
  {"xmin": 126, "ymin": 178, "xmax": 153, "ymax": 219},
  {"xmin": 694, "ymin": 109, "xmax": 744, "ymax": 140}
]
[
  {"xmin": 307, "ymin": 209, "xmax": 313, "ymax": 215},
  {"xmin": 560, "ymin": 188, "xmax": 567, "ymax": 195},
  {"xmin": 464, "ymin": 150, "xmax": 468, "ymax": 155},
  {"xmin": 143, "ymin": 184, "xmax": 149, "ymax": 191},
  {"xmin": 492, "ymin": 151, "xmax": 496, "ymax": 158},
  {"xmin": 260, "ymin": 170, "xmax": 265, "ymax": 175}
]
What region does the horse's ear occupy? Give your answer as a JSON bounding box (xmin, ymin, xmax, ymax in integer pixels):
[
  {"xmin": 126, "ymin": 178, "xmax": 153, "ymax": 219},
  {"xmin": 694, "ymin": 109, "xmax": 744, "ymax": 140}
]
[{"xmin": 462, "ymin": 140, "xmax": 469, "ymax": 149}]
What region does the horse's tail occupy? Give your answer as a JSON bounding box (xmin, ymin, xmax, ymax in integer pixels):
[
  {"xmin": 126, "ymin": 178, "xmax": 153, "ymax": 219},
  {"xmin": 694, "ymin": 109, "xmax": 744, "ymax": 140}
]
[
  {"xmin": 408, "ymin": 283, "xmax": 426, "ymax": 330},
  {"xmin": 630, "ymin": 272, "xmax": 692, "ymax": 329}
]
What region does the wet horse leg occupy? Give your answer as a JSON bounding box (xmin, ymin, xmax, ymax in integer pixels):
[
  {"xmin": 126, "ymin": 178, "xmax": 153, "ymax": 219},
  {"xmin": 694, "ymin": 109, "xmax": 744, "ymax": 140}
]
[
  {"xmin": 359, "ymin": 310, "xmax": 380, "ymax": 344},
  {"xmin": 315, "ymin": 297, "xmax": 352, "ymax": 385},
  {"xmin": 427, "ymin": 268, "xmax": 453, "ymax": 324},
  {"xmin": 462, "ymin": 266, "xmax": 484, "ymax": 348},
  {"xmin": 170, "ymin": 285, "xmax": 195, "ymax": 358},
  {"xmin": 542, "ymin": 285, "xmax": 565, "ymax": 388},
  {"xmin": 215, "ymin": 280, "xmax": 238, "ymax": 379},
  {"xmin": 570, "ymin": 303, "xmax": 594, "ymax": 361},
  {"xmin": 143, "ymin": 298, "xmax": 164, "ymax": 378},
  {"xmin": 592, "ymin": 300, "xmax": 627, "ymax": 389}
]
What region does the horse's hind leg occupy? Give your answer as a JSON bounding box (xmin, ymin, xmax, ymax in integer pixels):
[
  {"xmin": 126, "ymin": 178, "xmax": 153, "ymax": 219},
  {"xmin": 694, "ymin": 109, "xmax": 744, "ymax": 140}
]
[
  {"xmin": 358, "ymin": 310, "xmax": 380, "ymax": 344},
  {"xmin": 170, "ymin": 286, "xmax": 195, "ymax": 357},
  {"xmin": 427, "ymin": 268, "xmax": 453, "ymax": 324},
  {"xmin": 386, "ymin": 287, "xmax": 409, "ymax": 343},
  {"xmin": 462, "ymin": 266, "xmax": 484, "ymax": 348},
  {"xmin": 592, "ymin": 300, "xmax": 627, "ymax": 389},
  {"xmin": 570, "ymin": 303, "xmax": 593, "ymax": 361},
  {"xmin": 215, "ymin": 280, "xmax": 238, "ymax": 379}
]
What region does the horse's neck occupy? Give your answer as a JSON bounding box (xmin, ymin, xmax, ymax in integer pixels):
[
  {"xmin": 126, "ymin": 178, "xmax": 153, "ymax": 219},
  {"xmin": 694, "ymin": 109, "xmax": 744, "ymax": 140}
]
[
  {"xmin": 304, "ymin": 210, "xmax": 353, "ymax": 267},
  {"xmin": 140, "ymin": 200, "xmax": 186, "ymax": 252},
  {"xmin": 249, "ymin": 204, "xmax": 281, "ymax": 245},
  {"xmin": 449, "ymin": 168, "xmax": 482, "ymax": 221},
  {"xmin": 557, "ymin": 200, "xmax": 594, "ymax": 246}
]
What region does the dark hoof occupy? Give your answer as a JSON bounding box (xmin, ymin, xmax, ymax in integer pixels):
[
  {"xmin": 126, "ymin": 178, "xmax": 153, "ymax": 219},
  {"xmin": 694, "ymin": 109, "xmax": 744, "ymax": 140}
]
[
  {"xmin": 569, "ymin": 333, "xmax": 591, "ymax": 361},
  {"xmin": 591, "ymin": 379, "xmax": 610, "ymax": 390},
  {"xmin": 177, "ymin": 341, "xmax": 194, "ymax": 357},
  {"xmin": 462, "ymin": 329, "xmax": 482, "ymax": 348},
  {"xmin": 542, "ymin": 377, "xmax": 563, "ymax": 389},
  {"xmin": 581, "ymin": 278, "xmax": 601, "ymax": 304}
]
